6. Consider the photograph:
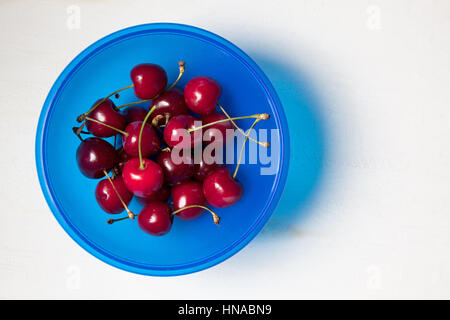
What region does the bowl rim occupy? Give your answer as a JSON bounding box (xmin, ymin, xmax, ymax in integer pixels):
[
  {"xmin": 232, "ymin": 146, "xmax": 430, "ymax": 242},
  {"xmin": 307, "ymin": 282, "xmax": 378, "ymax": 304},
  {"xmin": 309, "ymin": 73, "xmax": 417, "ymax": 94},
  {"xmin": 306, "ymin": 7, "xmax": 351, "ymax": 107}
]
[{"xmin": 35, "ymin": 23, "xmax": 290, "ymax": 276}]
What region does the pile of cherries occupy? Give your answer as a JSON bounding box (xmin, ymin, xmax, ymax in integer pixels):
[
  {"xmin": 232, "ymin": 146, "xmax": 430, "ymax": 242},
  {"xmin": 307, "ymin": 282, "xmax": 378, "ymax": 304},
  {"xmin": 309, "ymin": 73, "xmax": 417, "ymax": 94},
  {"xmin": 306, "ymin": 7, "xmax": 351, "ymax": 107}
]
[{"xmin": 74, "ymin": 61, "xmax": 269, "ymax": 236}]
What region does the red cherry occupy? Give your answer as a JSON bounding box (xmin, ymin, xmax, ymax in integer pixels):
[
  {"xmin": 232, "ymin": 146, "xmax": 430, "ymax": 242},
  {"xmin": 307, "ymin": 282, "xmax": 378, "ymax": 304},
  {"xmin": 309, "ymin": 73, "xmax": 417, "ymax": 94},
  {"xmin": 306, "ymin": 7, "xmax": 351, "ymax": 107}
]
[
  {"xmin": 202, "ymin": 167, "xmax": 243, "ymax": 208},
  {"xmin": 171, "ymin": 180, "xmax": 206, "ymax": 220},
  {"xmin": 163, "ymin": 115, "xmax": 202, "ymax": 149},
  {"xmin": 201, "ymin": 112, "xmax": 233, "ymax": 145},
  {"xmin": 149, "ymin": 88, "xmax": 189, "ymax": 125},
  {"xmin": 138, "ymin": 202, "xmax": 173, "ymax": 236},
  {"xmin": 184, "ymin": 76, "xmax": 221, "ymax": 115},
  {"xmin": 85, "ymin": 99, "xmax": 127, "ymax": 137},
  {"xmin": 122, "ymin": 158, "xmax": 164, "ymax": 197},
  {"xmin": 130, "ymin": 64, "xmax": 167, "ymax": 100},
  {"xmin": 157, "ymin": 149, "xmax": 193, "ymax": 185},
  {"xmin": 122, "ymin": 106, "xmax": 147, "ymax": 123},
  {"xmin": 95, "ymin": 176, "xmax": 133, "ymax": 214},
  {"xmin": 122, "ymin": 121, "xmax": 161, "ymax": 157},
  {"xmin": 137, "ymin": 184, "xmax": 170, "ymax": 205},
  {"xmin": 76, "ymin": 137, "xmax": 117, "ymax": 179}
]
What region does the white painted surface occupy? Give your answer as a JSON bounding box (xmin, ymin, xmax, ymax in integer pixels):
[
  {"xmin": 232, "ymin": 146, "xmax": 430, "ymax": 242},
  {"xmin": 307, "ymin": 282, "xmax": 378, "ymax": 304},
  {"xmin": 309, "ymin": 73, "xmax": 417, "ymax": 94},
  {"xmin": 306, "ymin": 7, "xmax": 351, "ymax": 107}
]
[{"xmin": 0, "ymin": 0, "xmax": 449, "ymax": 299}]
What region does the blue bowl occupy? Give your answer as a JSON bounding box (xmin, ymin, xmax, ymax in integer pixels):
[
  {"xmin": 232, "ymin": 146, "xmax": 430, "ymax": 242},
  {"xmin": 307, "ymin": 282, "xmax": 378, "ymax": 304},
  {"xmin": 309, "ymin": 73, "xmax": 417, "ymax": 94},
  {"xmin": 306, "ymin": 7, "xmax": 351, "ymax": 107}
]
[{"xmin": 35, "ymin": 23, "xmax": 289, "ymax": 276}]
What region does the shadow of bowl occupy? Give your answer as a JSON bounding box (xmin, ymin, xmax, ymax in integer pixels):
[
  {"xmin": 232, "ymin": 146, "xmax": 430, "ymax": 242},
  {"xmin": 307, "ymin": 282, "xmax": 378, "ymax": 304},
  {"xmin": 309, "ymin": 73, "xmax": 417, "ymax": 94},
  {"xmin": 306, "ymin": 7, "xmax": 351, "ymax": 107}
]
[{"xmin": 252, "ymin": 55, "xmax": 328, "ymax": 237}]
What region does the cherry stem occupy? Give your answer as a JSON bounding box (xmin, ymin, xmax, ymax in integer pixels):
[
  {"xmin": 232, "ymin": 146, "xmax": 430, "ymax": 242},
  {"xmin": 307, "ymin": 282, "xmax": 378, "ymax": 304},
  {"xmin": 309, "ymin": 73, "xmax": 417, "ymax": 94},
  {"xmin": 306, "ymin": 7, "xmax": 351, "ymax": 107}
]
[
  {"xmin": 187, "ymin": 113, "xmax": 269, "ymax": 133},
  {"xmin": 138, "ymin": 105, "xmax": 158, "ymax": 169},
  {"xmin": 73, "ymin": 122, "xmax": 87, "ymax": 141},
  {"xmin": 111, "ymin": 135, "xmax": 117, "ymax": 178},
  {"xmin": 85, "ymin": 117, "xmax": 128, "ymax": 136},
  {"xmin": 151, "ymin": 114, "xmax": 166, "ymax": 134},
  {"xmin": 73, "ymin": 127, "xmax": 89, "ymax": 135},
  {"xmin": 151, "ymin": 114, "xmax": 164, "ymax": 127},
  {"xmin": 233, "ymin": 118, "xmax": 261, "ymax": 179},
  {"xmin": 172, "ymin": 205, "xmax": 220, "ymax": 226},
  {"xmin": 103, "ymin": 170, "xmax": 135, "ymax": 219},
  {"xmin": 116, "ymin": 99, "xmax": 152, "ymax": 110},
  {"xmin": 217, "ymin": 103, "xmax": 270, "ymax": 147},
  {"xmin": 73, "ymin": 128, "xmax": 84, "ymax": 141},
  {"xmin": 107, "ymin": 215, "xmax": 133, "ymax": 224},
  {"xmin": 77, "ymin": 84, "xmax": 134, "ymax": 122},
  {"xmin": 166, "ymin": 61, "xmax": 185, "ymax": 92}
]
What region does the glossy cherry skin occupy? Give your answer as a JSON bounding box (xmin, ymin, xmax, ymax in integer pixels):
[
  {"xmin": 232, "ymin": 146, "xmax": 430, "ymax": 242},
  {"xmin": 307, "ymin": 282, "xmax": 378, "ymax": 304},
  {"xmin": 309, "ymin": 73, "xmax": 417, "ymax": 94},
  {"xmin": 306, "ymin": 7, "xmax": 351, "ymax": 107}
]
[
  {"xmin": 163, "ymin": 115, "xmax": 202, "ymax": 149},
  {"xmin": 149, "ymin": 88, "xmax": 189, "ymax": 125},
  {"xmin": 95, "ymin": 176, "xmax": 133, "ymax": 214},
  {"xmin": 171, "ymin": 180, "xmax": 206, "ymax": 220},
  {"xmin": 130, "ymin": 63, "xmax": 167, "ymax": 100},
  {"xmin": 201, "ymin": 112, "xmax": 233, "ymax": 146},
  {"xmin": 86, "ymin": 99, "xmax": 127, "ymax": 137},
  {"xmin": 122, "ymin": 121, "xmax": 161, "ymax": 157},
  {"xmin": 184, "ymin": 76, "xmax": 221, "ymax": 115},
  {"xmin": 138, "ymin": 202, "xmax": 173, "ymax": 236},
  {"xmin": 76, "ymin": 137, "xmax": 117, "ymax": 179},
  {"xmin": 122, "ymin": 106, "xmax": 147, "ymax": 123},
  {"xmin": 137, "ymin": 184, "xmax": 170, "ymax": 205},
  {"xmin": 122, "ymin": 158, "xmax": 164, "ymax": 197},
  {"xmin": 157, "ymin": 149, "xmax": 193, "ymax": 184},
  {"xmin": 202, "ymin": 167, "xmax": 243, "ymax": 208}
]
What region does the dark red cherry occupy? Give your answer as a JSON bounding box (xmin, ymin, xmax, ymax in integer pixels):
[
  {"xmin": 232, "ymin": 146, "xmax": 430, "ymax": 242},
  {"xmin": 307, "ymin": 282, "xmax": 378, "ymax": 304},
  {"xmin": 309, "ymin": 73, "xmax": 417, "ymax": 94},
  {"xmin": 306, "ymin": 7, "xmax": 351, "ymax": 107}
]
[
  {"xmin": 202, "ymin": 167, "xmax": 243, "ymax": 208},
  {"xmin": 171, "ymin": 180, "xmax": 206, "ymax": 220},
  {"xmin": 163, "ymin": 115, "xmax": 202, "ymax": 149},
  {"xmin": 201, "ymin": 112, "xmax": 233, "ymax": 145},
  {"xmin": 193, "ymin": 148, "xmax": 220, "ymax": 181},
  {"xmin": 122, "ymin": 158, "xmax": 164, "ymax": 197},
  {"xmin": 149, "ymin": 88, "xmax": 189, "ymax": 125},
  {"xmin": 157, "ymin": 149, "xmax": 193, "ymax": 184},
  {"xmin": 86, "ymin": 99, "xmax": 127, "ymax": 137},
  {"xmin": 122, "ymin": 121, "xmax": 161, "ymax": 157},
  {"xmin": 130, "ymin": 63, "xmax": 167, "ymax": 100},
  {"xmin": 184, "ymin": 76, "xmax": 221, "ymax": 115},
  {"xmin": 95, "ymin": 176, "xmax": 133, "ymax": 214},
  {"xmin": 122, "ymin": 106, "xmax": 147, "ymax": 123},
  {"xmin": 137, "ymin": 184, "xmax": 170, "ymax": 205},
  {"xmin": 76, "ymin": 137, "xmax": 117, "ymax": 179},
  {"xmin": 138, "ymin": 202, "xmax": 173, "ymax": 236},
  {"xmin": 194, "ymin": 158, "xmax": 220, "ymax": 181},
  {"xmin": 114, "ymin": 147, "xmax": 133, "ymax": 175}
]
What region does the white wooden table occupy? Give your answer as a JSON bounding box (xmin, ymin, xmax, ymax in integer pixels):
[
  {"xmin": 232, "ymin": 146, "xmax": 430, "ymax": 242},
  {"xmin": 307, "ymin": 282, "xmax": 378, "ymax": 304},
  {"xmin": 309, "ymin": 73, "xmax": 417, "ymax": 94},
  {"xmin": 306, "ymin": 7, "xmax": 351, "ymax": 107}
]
[{"xmin": 1, "ymin": 0, "xmax": 449, "ymax": 299}]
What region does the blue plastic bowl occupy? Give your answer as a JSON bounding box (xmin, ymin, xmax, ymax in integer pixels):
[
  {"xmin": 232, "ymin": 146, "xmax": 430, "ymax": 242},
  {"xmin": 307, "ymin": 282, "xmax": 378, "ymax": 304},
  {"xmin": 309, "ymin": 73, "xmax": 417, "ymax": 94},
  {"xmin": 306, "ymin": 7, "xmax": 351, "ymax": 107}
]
[{"xmin": 35, "ymin": 23, "xmax": 289, "ymax": 276}]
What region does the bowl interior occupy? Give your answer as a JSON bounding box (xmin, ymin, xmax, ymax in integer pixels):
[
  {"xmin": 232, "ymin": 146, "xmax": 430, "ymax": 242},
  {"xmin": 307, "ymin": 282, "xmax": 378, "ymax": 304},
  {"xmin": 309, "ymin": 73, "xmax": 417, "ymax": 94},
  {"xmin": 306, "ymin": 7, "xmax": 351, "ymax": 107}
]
[{"xmin": 38, "ymin": 24, "xmax": 287, "ymax": 275}]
